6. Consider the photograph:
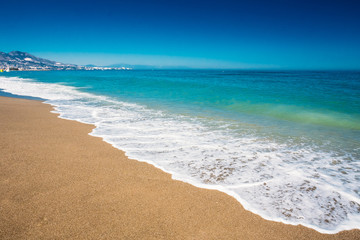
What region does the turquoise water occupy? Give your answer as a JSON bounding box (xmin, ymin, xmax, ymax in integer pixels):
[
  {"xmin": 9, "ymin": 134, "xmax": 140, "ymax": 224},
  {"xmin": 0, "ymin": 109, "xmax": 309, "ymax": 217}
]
[
  {"xmin": 1, "ymin": 70, "xmax": 359, "ymax": 232},
  {"xmin": 5, "ymin": 70, "xmax": 360, "ymax": 129}
]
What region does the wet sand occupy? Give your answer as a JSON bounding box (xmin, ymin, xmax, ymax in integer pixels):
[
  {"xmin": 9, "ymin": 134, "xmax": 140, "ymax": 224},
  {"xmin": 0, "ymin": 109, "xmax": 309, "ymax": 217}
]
[{"xmin": 0, "ymin": 96, "xmax": 359, "ymax": 239}]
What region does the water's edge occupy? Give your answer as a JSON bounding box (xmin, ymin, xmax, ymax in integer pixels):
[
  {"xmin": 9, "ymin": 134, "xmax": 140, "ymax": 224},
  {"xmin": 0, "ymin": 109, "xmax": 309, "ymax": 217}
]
[
  {"xmin": 0, "ymin": 88, "xmax": 45, "ymax": 101},
  {"xmin": 44, "ymin": 101, "xmax": 355, "ymax": 235}
]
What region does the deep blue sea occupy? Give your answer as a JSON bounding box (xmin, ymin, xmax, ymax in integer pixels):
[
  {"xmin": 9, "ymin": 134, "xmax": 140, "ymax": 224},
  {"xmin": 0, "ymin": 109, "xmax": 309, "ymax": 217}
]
[{"xmin": 1, "ymin": 70, "xmax": 359, "ymax": 233}]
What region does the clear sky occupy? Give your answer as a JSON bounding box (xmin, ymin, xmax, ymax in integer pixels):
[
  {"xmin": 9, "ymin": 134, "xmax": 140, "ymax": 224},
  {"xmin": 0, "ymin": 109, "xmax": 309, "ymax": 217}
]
[{"xmin": 1, "ymin": 0, "xmax": 360, "ymax": 69}]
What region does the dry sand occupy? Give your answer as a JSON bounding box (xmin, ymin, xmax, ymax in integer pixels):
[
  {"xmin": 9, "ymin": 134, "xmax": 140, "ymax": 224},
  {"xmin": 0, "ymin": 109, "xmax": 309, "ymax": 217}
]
[{"xmin": 0, "ymin": 96, "xmax": 359, "ymax": 240}]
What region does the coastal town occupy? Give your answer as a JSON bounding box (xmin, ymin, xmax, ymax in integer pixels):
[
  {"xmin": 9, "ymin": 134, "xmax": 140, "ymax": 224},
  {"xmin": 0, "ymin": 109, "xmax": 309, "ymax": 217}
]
[{"xmin": 0, "ymin": 51, "xmax": 132, "ymax": 71}]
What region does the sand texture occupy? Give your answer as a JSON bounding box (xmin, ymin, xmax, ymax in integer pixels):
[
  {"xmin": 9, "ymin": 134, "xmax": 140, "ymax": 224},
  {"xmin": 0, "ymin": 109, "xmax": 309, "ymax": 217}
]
[{"xmin": 0, "ymin": 96, "xmax": 359, "ymax": 239}]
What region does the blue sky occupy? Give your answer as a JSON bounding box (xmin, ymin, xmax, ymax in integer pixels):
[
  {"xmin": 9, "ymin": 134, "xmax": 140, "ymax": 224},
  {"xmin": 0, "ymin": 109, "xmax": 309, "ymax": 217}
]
[{"xmin": 1, "ymin": 0, "xmax": 360, "ymax": 69}]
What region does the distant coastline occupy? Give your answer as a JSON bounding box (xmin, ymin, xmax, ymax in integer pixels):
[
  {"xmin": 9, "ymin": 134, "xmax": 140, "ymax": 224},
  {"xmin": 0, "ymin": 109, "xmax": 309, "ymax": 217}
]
[{"xmin": 0, "ymin": 51, "xmax": 132, "ymax": 71}]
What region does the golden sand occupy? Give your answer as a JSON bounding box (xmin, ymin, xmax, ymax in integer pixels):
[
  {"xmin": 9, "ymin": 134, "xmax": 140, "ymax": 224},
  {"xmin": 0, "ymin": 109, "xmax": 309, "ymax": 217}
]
[{"xmin": 0, "ymin": 96, "xmax": 359, "ymax": 239}]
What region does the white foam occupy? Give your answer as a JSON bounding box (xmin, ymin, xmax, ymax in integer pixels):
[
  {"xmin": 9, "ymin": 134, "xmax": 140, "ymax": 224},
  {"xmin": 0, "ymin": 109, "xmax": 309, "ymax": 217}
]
[{"xmin": 0, "ymin": 76, "xmax": 359, "ymax": 233}]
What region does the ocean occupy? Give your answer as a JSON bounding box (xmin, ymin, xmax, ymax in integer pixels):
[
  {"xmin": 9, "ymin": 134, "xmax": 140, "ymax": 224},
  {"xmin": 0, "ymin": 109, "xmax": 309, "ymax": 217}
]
[{"xmin": 0, "ymin": 70, "xmax": 359, "ymax": 233}]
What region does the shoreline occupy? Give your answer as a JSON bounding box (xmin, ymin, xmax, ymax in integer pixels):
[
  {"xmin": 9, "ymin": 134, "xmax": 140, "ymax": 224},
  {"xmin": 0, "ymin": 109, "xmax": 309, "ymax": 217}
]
[{"xmin": 0, "ymin": 96, "xmax": 359, "ymax": 239}]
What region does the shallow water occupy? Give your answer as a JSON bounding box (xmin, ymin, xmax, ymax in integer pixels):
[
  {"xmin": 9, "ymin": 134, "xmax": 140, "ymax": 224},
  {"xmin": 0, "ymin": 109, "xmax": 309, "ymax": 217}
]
[{"xmin": 1, "ymin": 70, "xmax": 359, "ymax": 233}]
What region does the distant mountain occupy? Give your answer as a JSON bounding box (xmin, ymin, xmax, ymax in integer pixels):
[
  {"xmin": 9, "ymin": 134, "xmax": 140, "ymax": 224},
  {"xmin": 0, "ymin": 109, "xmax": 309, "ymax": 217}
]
[
  {"xmin": 0, "ymin": 51, "xmax": 81, "ymax": 70},
  {"xmin": 0, "ymin": 51, "xmax": 135, "ymax": 71}
]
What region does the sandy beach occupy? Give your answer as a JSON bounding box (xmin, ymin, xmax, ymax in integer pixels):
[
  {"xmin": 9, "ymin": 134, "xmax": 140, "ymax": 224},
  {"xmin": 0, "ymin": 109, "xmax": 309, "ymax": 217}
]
[{"xmin": 0, "ymin": 96, "xmax": 359, "ymax": 240}]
